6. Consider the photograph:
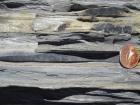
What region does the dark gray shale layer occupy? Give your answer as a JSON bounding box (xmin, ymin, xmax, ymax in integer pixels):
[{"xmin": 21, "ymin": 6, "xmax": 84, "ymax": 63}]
[{"xmin": 0, "ymin": 51, "xmax": 119, "ymax": 62}]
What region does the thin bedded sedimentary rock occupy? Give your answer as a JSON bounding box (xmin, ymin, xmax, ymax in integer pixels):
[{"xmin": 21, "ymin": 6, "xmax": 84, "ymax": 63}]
[
  {"xmin": 0, "ymin": 0, "xmax": 139, "ymax": 33},
  {"xmin": 0, "ymin": 33, "xmax": 37, "ymax": 53},
  {"xmin": 0, "ymin": 61, "xmax": 140, "ymax": 90},
  {"xmin": 0, "ymin": 12, "xmax": 35, "ymax": 32},
  {"xmin": 0, "ymin": 32, "xmax": 137, "ymax": 52},
  {"xmin": 0, "ymin": 0, "xmax": 140, "ymax": 104}
]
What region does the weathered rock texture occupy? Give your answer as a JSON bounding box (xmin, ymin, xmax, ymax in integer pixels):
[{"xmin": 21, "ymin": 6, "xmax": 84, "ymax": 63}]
[{"xmin": 0, "ymin": 0, "xmax": 140, "ymax": 104}]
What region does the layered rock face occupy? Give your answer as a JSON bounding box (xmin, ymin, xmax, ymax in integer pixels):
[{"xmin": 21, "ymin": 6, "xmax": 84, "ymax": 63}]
[
  {"xmin": 0, "ymin": 0, "xmax": 140, "ymax": 104},
  {"xmin": 0, "ymin": 0, "xmax": 140, "ymax": 62}
]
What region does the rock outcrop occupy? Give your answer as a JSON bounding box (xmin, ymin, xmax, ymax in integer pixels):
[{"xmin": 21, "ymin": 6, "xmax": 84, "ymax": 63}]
[{"xmin": 0, "ymin": 0, "xmax": 140, "ymax": 104}]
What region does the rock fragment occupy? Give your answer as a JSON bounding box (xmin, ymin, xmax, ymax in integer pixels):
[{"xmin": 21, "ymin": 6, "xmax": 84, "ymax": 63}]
[
  {"xmin": 82, "ymin": 7, "xmax": 130, "ymax": 17},
  {"xmin": 95, "ymin": 23, "xmax": 132, "ymax": 34}
]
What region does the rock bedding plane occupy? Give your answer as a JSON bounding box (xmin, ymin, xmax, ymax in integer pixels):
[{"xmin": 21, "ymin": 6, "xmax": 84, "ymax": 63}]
[{"xmin": 0, "ymin": 0, "xmax": 140, "ymax": 104}]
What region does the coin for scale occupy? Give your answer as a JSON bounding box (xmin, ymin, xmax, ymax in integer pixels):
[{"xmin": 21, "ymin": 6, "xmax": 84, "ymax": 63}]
[{"xmin": 120, "ymin": 44, "xmax": 139, "ymax": 69}]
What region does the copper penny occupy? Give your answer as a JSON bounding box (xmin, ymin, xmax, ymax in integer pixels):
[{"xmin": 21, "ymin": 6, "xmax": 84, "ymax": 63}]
[{"xmin": 119, "ymin": 44, "xmax": 139, "ymax": 69}]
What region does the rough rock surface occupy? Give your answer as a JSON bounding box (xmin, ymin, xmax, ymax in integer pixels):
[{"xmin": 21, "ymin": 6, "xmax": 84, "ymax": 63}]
[{"xmin": 0, "ymin": 0, "xmax": 140, "ymax": 105}]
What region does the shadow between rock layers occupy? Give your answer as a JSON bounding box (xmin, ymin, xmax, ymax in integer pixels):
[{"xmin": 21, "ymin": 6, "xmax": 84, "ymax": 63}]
[
  {"xmin": 0, "ymin": 1, "xmax": 140, "ymax": 104},
  {"xmin": 0, "ymin": 86, "xmax": 140, "ymax": 105}
]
